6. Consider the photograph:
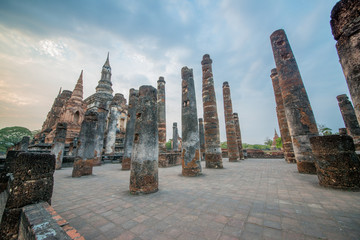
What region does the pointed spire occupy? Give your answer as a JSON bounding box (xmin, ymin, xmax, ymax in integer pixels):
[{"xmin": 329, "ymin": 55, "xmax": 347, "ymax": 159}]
[
  {"xmin": 70, "ymin": 70, "xmax": 84, "ymax": 101},
  {"xmin": 103, "ymin": 52, "xmax": 110, "ymax": 68},
  {"xmin": 96, "ymin": 53, "xmax": 113, "ymax": 95}
]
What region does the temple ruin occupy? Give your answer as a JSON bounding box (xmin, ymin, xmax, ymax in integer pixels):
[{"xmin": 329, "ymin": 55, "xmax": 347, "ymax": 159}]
[
  {"xmin": 222, "ymin": 82, "xmax": 240, "ymax": 161},
  {"xmin": 201, "ymin": 54, "xmax": 223, "ymax": 168},
  {"xmin": 233, "ymin": 113, "xmax": 244, "ymax": 160},
  {"xmin": 270, "ymin": 29, "xmax": 318, "ymax": 174},
  {"xmin": 181, "ymin": 67, "xmax": 202, "ymax": 176}
]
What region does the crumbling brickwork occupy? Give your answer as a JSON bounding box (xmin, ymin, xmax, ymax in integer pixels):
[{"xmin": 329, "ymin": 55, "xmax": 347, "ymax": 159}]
[
  {"xmin": 198, "ymin": 118, "xmax": 205, "ymax": 161},
  {"xmin": 157, "ymin": 77, "xmax": 167, "ymax": 153},
  {"xmin": 201, "ymin": 54, "xmax": 223, "ymax": 168},
  {"xmin": 233, "ymin": 113, "xmax": 244, "ymax": 160},
  {"xmin": 270, "ymin": 68, "xmax": 296, "ymax": 163},
  {"xmin": 336, "ymin": 94, "xmax": 360, "ymax": 150},
  {"xmin": 270, "ymin": 29, "xmax": 318, "ymax": 174},
  {"xmin": 222, "ymin": 82, "xmax": 240, "ymax": 161},
  {"xmin": 181, "ymin": 67, "xmax": 202, "ymax": 176},
  {"xmin": 51, "ymin": 122, "xmax": 67, "ymax": 170},
  {"xmin": 331, "ymin": 0, "xmax": 360, "ymax": 124},
  {"xmin": 130, "ymin": 86, "xmax": 159, "ymax": 194}
]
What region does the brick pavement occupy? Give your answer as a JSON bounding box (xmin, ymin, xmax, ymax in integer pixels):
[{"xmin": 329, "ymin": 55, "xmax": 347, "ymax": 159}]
[{"xmin": 52, "ymin": 159, "xmax": 360, "ymax": 240}]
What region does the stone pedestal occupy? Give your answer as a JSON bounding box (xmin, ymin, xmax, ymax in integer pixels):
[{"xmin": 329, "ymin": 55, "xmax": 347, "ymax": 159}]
[
  {"xmin": 0, "ymin": 153, "xmax": 55, "ymax": 240},
  {"xmin": 331, "ymin": 0, "xmax": 360, "ymax": 124},
  {"xmin": 72, "ymin": 111, "xmax": 98, "ymax": 178},
  {"xmin": 233, "ymin": 113, "xmax": 244, "ymax": 160},
  {"xmin": 123, "ymin": 89, "xmax": 139, "ymax": 170},
  {"xmin": 310, "ymin": 135, "xmax": 360, "ymax": 190},
  {"xmin": 336, "ymin": 94, "xmax": 360, "ymax": 150},
  {"xmin": 51, "ymin": 122, "xmax": 67, "ymax": 170},
  {"xmin": 181, "ymin": 67, "xmax": 202, "ymax": 176},
  {"xmin": 201, "ymin": 54, "xmax": 223, "ymax": 168},
  {"xmin": 130, "ymin": 86, "xmax": 159, "ymax": 194},
  {"xmin": 222, "ymin": 82, "xmax": 240, "ymax": 161},
  {"xmin": 270, "ymin": 68, "xmax": 296, "ymax": 163},
  {"xmin": 270, "ymin": 29, "xmax": 318, "ymax": 174}
]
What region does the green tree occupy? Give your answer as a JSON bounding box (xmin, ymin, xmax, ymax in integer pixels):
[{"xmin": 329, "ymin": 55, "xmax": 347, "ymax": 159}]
[
  {"xmin": 165, "ymin": 139, "xmax": 172, "ymax": 151},
  {"xmin": 264, "ymin": 137, "xmax": 273, "ymax": 147},
  {"xmin": 276, "ymin": 137, "xmax": 283, "ymax": 149},
  {"xmin": 0, "ymin": 126, "xmax": 32, "ymax": 153},
  {"xmin": 221, "ymin": 142, "xmax": 227, "ymax": 149},
  {"xmin": 318, "ymin": 124, "xmax": 332, "ymax": 136}
]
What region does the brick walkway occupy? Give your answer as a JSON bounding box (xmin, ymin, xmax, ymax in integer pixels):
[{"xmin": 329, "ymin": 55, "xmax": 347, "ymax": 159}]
[{"xmin": 52, "ymin": 159, "xmax": 360, "ymax": 240}]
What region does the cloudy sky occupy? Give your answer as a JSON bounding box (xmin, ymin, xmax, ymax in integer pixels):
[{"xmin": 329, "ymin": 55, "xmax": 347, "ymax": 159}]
[{"xmin": 0, "ymin": 0, "xmax": 347, "ymax": 144}]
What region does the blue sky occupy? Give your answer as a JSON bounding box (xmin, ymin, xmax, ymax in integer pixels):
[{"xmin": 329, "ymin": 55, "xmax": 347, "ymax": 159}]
[{"xmin": 0, "ymin": 0, "xmax": 347, "ymax": 144}]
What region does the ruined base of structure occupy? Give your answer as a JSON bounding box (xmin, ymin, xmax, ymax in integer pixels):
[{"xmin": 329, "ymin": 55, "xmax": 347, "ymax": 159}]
[
  {"xmin": 205, "ymin": 153, "xmax": 223, "ymax": 169},
  {"xmin": 182, "ymin": 149, "xmax": 202, "ymax": 177},
  {"xmin": 130, "ymin": 161, "xmax": 158, "ymax": 195},
  {"xmin": 122, "ymin": 157, "xmax": 131, "ymax": 170},
  {"xmin": 182, "ymin": 168, "xmax": 202, "ymax": 177},
  {"xmin": 92, "ymin": 158, "xmax": 102, "ymax": 166},
  {"xmin": 72, "ymin": 159, "xmax": 93, "ymax": 177},
  {"xmin": 158, "ymin": 152, "xmax": 181, "ymax": 168},
  {"xmin": 284, "ymin": 153, "xmax": 296, "ymax": 163},
  {"xmin": 311, "ymin": 135, "xmax": 360, "ymax": 190},
  {"xmin": 200, "ymin": 150, "xmax": 205, "ymax": 161},
  {"xmin": 296, "ymin": 161, "xmax": 316, "ymax": 174}
]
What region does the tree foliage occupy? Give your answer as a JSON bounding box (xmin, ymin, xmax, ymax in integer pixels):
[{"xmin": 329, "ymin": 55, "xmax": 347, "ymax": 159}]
[
  {"xmin": 221, "ymin": 142, "xmax": 227, "ymax": 149},
  {"xmin": 276, "ymin": 137, "xmax": 283, "ymax": 149},
  {"xmin": 264, "ymin": 137, "xmax": 273, "ymax": 147},
  {"xmin": 165, "ymin": 139, "xmax": 172, "ymax": 151},
  {"xmin": 0, "ymin": 126, "xmax": 32, "ymax": 153},
  {"xmin": 318, "ymin": 124, "xmax": 333, "ymax": 136}
]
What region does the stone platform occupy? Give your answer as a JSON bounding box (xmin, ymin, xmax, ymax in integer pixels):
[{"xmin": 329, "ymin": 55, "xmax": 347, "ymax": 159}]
[{"xmin": 52, "ymin": 159, "xmax": 360, "ymax": 240}]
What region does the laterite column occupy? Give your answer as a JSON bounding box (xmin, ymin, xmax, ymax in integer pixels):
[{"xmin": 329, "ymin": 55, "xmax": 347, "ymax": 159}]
[
  {"xmin": 233, "ymin": 113, "xmax": 244, "ymax": 159},
  {"xmin": 157, "ymin": 77, "xmax": 167, "ymax": 153},
  {"xmin": 51, "ymin": 122, "xmax": 67, "ymax": 170},
  {"xmin": 172, "ymin": 123, "xmax": 178, "ymax": 151},
  {"xmin": 199, "ymin": 118, "xmax": 205, "ymax": 161}
]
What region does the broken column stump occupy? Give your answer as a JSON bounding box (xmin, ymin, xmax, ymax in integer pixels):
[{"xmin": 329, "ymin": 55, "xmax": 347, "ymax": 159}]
[
  {"xmin": 93, "ymin": 104, "xmax": 108, "ymax": 166},
  {"xmin": 233, "ymin": 113, "xmax": 244, "ymax": 160},
  {"xmin": 199, "ymin": 118, "xmax": 205, "ymax": 161},
  {"xmin": 72, "ymin": 111, "xmax": 98, "ymax": 177},
  {"xmin": 331, "ymin": 0, "xmax": 360, "ymax": 124},
  {"xmin": 270, "ymin": 68, "xmax": 296, "ymax": 163},
  {"xmin": 123, "ymin": 88, "xmax": 139, "ymax": 170},
  {"xmin": 201, "ymin": 54, "xmax": 223, "ymax": 168},
  {"xmin": 310, "ymin": 135, "xmax": 360, "ymax": 190},
  {"xmin": 181, "ymin": 67, "xmax": 202, "ymax": 176},
  {"xmin": 172, "ymin": 122, "xmax": 179, "ymax": 151},
  {"xmin": 0, "ymin": 152, "xmax": 55, "ymax": 240},
  {"xmin": 222, "ymin": 82, "xmax": 240, "ymax": 162},
  {"xmin": 51, "ymin": 122, "xmax": 67, "ymax": 170},
  {"xmin": 270, "ymin": 29, "xmax": 318, "ymax": 174},
  {"xmin": 130, "ymin": 85, "xmax": 159, "ymax": 194},
  {"xmin": 337, "ymin": 94, "xmax": 360, "ymax": 150},
  {"xmin": 157, "ymin": 77, "xmax": 167, "ymax": 153}
]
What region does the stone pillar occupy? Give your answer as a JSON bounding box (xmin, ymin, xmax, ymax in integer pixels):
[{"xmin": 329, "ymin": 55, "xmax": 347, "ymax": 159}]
[
  {"xmin": 172, "ymin": 123, "xmax": 178, "ymax": 151},
  {"xmin": 331, "ymin": 0, "xmax": 360, "ymax": 124},
  {"xmin": 336, "ymin": 94, "xmax": 360, "ymax": 150},
  {"xmin": 310, "ymin": 135, "xmax": 360, "ymax": 190},
  {"xmin": 270, "ymin": 68, "xmax": 296, "ymax": 163},
  {"xmin": 105, "ymin": 93, "xmax": 126, "ymax": 156},
  {"xmin": 51, "ymin": 122, "xmax": 67, "ymax": 170},
  {"xmin": 0, "ymin": 152, "xmax": 55, "ymax": 240},
  {"xmin": 201, "ymin": 54, "xmax": 223, "ymax": 168},
  {"xmin": 199, "ymin": 118, "xmax": 205, "ymax": 161},
  {"xmin": 72, "ymin": 111, "xmax": 98, "ymax": 177},
  {"xmin": 270, "ymin": 29, "xmax": 318, "ymax": 174},
  {"xmin": 181, "ymin": 67, "xmax": 202, "ymax": 176},
  {"xmin": 157, "ymin": 77, "xmax": 166, "ymax": 153},
  {"xmin": 222, "ymin": 82, "xmax": 240, "ymax": 161},
  {"xmin": 122, "ymin": 89, "xmax": 139, "ymax": 170},
  {"xmin": 93, "ymin": 105, "xmax": 108, "ymax": 166},
  {"xmin": 233, "ymin": 113, "xmax": 244, "ymax": 160},
  {"xmin": 130, "ymin": 86, "xmax": 158, "ymax": 194}
]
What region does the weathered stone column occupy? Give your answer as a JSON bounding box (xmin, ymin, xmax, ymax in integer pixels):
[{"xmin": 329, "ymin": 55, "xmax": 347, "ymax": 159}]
[
  {"xmin": 336, "ymin": 94, "xmax": 360, "ymax": 150},
  {"xmin": 233, "ymin": 113, "xmax": 244, "ymax": 160},
  {"xmin": 93, "ymin": 104, "xmax": 108, "ymax": 166},
  {"xmin": 310, "ymin": 135, "xmax": 360, "ymax": 190},
  {"xmin": 331, "ymin": 0, "xmax": 360, "ymax": 124},
  {"xmin": 172, "ymin": 123, "xmax": 178, "ymax": 151},
  {"xmin": 51, "ymin": 122, "xmax": 67, "ymax": 170},
  {"xmin": 270, "ymin": 29, "xmax": 318, "ymax": 174},
  {"xmin": 72, "ymin": 111, "xmax": 98, "ymax": 177},
  {"xmin": 201, "ymin": 54, "xmax": 223, "ymax": 168},
  {"xmin": 0, "ymin": 152, "xmax": 55, "ymax": 240},
  {"xmin": 157, "ymin": 77, "xmax": 167, "ymax": 153},
  {"xmin": 181, "ymin": 67, "xmax": 202, "ymax": 176},
  {"xmin": 199, "ymin": 118, "xmax": 205, "ymax": 161},
  {"xmin": 130, "ymin": 86, "xmax": 158, "ymax": 194},
  {"xmin": 270, "ymin": 68, "xmax": 296, "ymax": 163},
  {"xmin": 105, "ymin": 93, "xmax": 126, "ymax": 156},
  {"xmin": 122, "ymin": 89, "xmax": 139, "ymax": 170},
  {"xmin": 222, "ymin": 82, "xmax": 240, "ymax": 161}
]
